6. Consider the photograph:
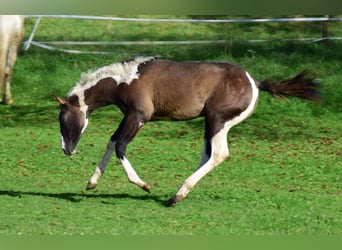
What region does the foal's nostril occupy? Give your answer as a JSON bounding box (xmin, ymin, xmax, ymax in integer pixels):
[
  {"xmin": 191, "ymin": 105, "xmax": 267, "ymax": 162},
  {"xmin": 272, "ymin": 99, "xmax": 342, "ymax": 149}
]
[{"xmin": 62, "ymin": 148, "xmax": 70, "ymax": 155}]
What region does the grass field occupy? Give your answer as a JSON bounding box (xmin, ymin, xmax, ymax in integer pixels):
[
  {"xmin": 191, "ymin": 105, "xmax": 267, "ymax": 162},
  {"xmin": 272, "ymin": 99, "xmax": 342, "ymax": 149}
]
[{"xmin": 0, "ymin": 16, "xmax": 341, "ymax": 235}]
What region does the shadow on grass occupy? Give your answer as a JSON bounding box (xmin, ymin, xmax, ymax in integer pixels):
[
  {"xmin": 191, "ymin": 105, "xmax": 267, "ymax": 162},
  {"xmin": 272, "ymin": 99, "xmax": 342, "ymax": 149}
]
[
  {"xmin": 0, "ymin": 189, "xmax": 167, "ymax": 207},
  {"xmin": 0, "ymin": 103, "xmax": 58, "ymax": 128}
]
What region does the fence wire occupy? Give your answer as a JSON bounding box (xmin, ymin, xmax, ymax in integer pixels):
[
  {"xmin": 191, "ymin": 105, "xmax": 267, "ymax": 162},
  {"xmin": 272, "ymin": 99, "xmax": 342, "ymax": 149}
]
[{"xmin": 23, "ymin": 15, "xmax": 342, "ymax": 55}]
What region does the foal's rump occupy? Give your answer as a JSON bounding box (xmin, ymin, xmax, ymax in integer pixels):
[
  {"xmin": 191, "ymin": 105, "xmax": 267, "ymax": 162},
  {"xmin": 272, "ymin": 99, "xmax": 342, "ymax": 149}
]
[{"xmin": 138, "ymin": 59, "xmax": 253, "ymax": 121}]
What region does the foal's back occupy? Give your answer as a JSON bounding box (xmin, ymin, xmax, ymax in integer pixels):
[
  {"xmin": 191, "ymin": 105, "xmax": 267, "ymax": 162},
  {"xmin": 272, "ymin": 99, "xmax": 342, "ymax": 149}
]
[{"xmin": 131, "ymin": 59, "xmax": 252, "ymax": 121}]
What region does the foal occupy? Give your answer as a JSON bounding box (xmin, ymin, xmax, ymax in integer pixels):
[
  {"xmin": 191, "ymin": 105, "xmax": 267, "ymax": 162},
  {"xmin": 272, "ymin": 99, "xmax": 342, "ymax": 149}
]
[{"xmin": 56, "ymin": 56, "xmax": 320, "ymax": 206}]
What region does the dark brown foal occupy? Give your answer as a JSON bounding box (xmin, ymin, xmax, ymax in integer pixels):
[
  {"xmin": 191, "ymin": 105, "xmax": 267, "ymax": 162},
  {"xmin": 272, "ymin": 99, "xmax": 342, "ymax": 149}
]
[{"xmin": 56, "ymin": 57, "xmax": 320, "ymax": 206}]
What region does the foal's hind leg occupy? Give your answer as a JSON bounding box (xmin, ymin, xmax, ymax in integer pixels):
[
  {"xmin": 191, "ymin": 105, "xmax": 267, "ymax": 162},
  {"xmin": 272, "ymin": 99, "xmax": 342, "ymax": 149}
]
[
  {"xmin": 165, "ymin": 121, "xmax": 232, "ymax": 206},
  {"xmin": 87, "ymin": 112, "xmax": 151, "ymax": 193}
]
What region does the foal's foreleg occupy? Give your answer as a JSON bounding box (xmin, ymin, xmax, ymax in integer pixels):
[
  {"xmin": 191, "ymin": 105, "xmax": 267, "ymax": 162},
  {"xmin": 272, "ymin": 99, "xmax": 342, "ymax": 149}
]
[
  {"xmin": 87, "ymin": 112, "xmax": 150, "ymax": 193},
  {"xmin": 115, "ymin": 113, "xmax": 151, "ymax": 192},
  {"xmin": 120, "ymin": 155, "xmax": 151, "ymax": 193},
  {"xmin": 86, "ymin": 140, "xmax": 116, "ymax": 190}
]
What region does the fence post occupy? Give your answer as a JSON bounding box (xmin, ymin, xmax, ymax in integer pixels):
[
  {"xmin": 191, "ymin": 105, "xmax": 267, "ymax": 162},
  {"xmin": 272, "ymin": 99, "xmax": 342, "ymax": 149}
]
[
  {"xmin": 322, "ymin": 15, "xmax": 329, "ymax": 44},
  {"xmin": 23, "ymin": 16, "xmax": 42, "ymax": 51}
]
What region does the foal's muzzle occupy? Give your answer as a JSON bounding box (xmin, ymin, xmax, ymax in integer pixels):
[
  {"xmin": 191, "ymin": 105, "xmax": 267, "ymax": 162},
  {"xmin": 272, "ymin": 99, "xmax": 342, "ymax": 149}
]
[
  {"xmin": 60, "ymin": 134, "xmax": 78, "ymax": 156},
  {"xmin": 62, "ymin": 148, "xmax": 76, "ymax": 156}
]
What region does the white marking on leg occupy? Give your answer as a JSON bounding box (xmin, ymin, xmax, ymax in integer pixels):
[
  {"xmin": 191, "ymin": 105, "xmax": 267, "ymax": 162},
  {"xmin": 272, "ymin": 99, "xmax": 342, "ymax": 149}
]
[
  {"xmin": 88, "ymin": 140, "xmax": 116, "ymax": 186},
  {"xmin": 89, "ymin": 166, "xmax": 102, "ymax": 185},
  {"xmin": 120, "ymin": 156, "xmax": 148, "ymax": 189},
  {"xmin": 174, "ymin": 123, "xmax": 231, "ymax": 201},
  {"xmin": 211, "ymin": 123, "xmax": 230, "ymax": 164},
  {"xmin": 138, "ymin": 121, "xmax": 144, "ymax": 128}
]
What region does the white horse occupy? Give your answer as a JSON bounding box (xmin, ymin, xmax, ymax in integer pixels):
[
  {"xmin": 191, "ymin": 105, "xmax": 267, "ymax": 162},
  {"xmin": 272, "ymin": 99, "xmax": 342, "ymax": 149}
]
[{"xmin": 0, "ymin": 15, "xmax": 24, "ymax": 104}]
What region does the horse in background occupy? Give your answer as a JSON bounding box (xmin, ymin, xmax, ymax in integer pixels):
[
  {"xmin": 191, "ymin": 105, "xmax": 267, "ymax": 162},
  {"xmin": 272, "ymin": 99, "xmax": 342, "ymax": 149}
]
[{"xmin": 0, "ymin": 15, "xmax": 24, "ymax": 104}]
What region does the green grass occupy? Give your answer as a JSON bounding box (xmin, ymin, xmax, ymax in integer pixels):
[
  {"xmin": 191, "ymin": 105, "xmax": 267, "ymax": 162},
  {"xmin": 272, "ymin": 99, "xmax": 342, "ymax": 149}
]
[{"xmin": 0, "ymin": 16, "xmax": 341, "ymax": 235}]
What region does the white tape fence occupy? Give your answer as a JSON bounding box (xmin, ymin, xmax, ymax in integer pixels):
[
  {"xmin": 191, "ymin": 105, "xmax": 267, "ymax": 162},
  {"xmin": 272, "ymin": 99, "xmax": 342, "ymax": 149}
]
[{"xmin": 23, "ymin": 15, "xmax": 342, "ymax": 55}]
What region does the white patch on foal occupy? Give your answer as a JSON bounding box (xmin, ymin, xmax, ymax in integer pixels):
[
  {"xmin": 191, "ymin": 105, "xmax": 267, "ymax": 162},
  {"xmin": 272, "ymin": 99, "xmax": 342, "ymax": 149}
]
[
  {"xmin": 68, "ymin": 56, "xmax": 155, "ymax": 98},
  {"xmin": 120, "ymin": 157, "xmax": 148, "ymax": 188}
]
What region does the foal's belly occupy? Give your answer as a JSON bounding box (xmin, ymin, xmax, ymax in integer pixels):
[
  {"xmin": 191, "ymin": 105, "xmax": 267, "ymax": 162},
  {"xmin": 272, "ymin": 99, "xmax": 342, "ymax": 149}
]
[{"xmin": 151, "ymin": 102, "xmax": 205, "ymax": 121}]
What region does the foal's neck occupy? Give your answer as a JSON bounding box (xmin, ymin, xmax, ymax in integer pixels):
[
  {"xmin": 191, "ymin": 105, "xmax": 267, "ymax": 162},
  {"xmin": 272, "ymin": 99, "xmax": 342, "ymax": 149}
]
[{"xmin": 81, "ymin": 77, "xmax": 119, "ymax": 114}]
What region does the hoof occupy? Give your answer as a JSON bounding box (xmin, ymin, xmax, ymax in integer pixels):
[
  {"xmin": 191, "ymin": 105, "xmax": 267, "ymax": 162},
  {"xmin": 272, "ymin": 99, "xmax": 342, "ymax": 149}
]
[
  {"xmin": 4, "ymin": 98, "xmax": 13, "ymax": 105},
  {"xmin": 141, "ymin": 184, "xmax": 152, "ymax": 193},
  {"xmin": 164, "ymin": 197, "xmax": 178, "ymax": 207},
  {"xmin": 2, "ymin": 97, "xmax": 12, "ymax": 105},
  {"xmin": 86, "ymin": 182, "xmax": 97, "ymax": 190}
]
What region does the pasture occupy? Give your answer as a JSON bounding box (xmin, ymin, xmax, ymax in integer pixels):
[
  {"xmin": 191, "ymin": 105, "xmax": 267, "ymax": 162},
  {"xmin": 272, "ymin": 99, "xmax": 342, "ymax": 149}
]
[{"xmin": 0, "ymin": 16, "xmax": 341, "ymax": 235}]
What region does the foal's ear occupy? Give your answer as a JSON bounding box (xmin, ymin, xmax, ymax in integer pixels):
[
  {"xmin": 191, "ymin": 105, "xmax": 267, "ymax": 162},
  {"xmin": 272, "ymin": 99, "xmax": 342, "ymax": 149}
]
[{"xmin": 54, "ymin": 95, "xmax": 67, "ymax": 105}]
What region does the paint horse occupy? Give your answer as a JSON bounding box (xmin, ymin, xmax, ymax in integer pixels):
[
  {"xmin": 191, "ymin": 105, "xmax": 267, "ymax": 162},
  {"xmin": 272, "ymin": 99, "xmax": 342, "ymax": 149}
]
[
  {"xmin": 0, "ymin": 15, "xmax": 24, "ymax": 104},
  {"xmin": 56, "ymin": 56, "xmax": 321, "ymax": 206}
]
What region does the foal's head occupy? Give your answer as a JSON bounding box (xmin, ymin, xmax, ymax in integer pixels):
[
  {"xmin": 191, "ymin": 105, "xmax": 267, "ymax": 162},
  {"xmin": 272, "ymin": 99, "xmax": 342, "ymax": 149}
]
[{"xmin": 55, "ymin": 96, "xmax": 88, "ymax": 155}]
